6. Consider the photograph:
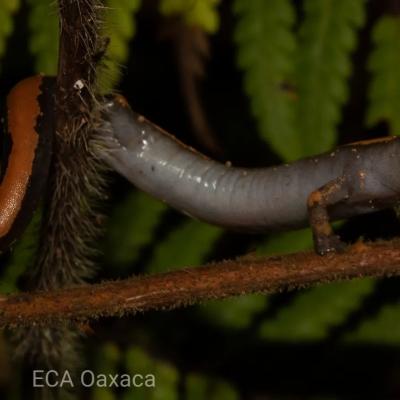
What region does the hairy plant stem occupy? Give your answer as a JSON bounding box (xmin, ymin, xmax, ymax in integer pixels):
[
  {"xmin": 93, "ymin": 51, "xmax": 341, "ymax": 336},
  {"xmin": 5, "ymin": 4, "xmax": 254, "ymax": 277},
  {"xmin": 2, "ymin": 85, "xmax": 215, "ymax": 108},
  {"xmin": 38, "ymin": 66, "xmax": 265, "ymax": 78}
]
[
  {"xmin": 3, "ymin": 239, "xmax": 400, "ymax": 327},
  {"xmin": 14, "ymin": 0, "xmax": 106, "ymax": 380}
]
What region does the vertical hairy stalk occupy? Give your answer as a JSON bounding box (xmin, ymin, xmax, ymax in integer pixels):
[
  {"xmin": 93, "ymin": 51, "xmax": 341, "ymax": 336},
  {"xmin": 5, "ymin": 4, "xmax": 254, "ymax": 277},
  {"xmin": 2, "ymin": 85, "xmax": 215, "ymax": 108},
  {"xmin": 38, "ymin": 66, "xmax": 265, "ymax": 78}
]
[
  {"xmin": 15, "ymin": 0, "xmax": 108, "ymax": 387},
  {"xmin": 175, "ymin": 23, "xmax": 222, "ymax": 156},
  {"xmin": 34, "ymin": 0, "xmax": 104, "ymax": 290}
]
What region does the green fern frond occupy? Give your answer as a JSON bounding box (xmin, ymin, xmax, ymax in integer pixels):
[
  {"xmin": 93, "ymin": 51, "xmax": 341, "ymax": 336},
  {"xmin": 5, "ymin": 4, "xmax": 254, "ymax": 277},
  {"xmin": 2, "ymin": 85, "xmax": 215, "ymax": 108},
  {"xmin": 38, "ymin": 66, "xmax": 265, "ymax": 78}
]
[
  {"xmin": 0, "ymin": 0, "xmax": 19, "ymax": 66},
  {"xmin": 160, "ymin": 0, "xmax": 220, "ymax": 33},
  {"xmin": 146, "ymin": 220, "xmax": 222, "ymax": 274},
  {"xmin": 151, "ymin": 362, "xmax": 179, "ymax": 400},
  {"xmin": 141, "ymin": 199, "xmax": 262, "ymax": 329},
  {"xmin": 125, "ymin": 346, "xmax": 153, "ymax": 378},
  {"xmin": 99, "ymin": 0, "xmax": 141, "ymax": 92},
  {"xmin": 259, "ymin": 278, "xmax": 375, "ymax": 341},
  {"xmin": 366, "ymin": 16, "xmax": 400, "ymax": 135},
  {"xmin": 256, "ymin": 222, "xmax": 342, "ymax": 255},
  {"xmin": 0, "ymin": 212, "xmax": 40, "ymax": 294},
  {"xmin": 92, "ymin": 343, "xmax": 120, "ymax": 400},
  {"xmin": 104, "ymin": 191, "xmax": 167, "ymax": 270},
  {"xmin": 124, "ymin": 346, "xmax": 178, "ymax": 400},
  {"xmin": 256, "ymin": 228, "xmax": 313, "ymax": 256},
  {"xmin": 234, "ymin": 0, "xmax": 299, "ymax": 161},
  {"xmin": 186, "ymin": 373, "xmax": 238, "ymax": 400},
  {"xmin": 253, "ymin": 230, "xmax": 312, "ymax": 333},
  {"xmin": 28, "ymin": 0, "xmax": 58, "ymax": 74},
  {"xmin": 344, "ymin": 302, "xmax": 400, "ymax": 344},
  {"xmin": 199, "ymin": 294, "xmax": 267, "ymax": 329},
  {"xmin": 296, "ymin": 0, "xmax": 366, "ymax": 156},
  {"xmin": 124, "ymin": 347, "xmax": 237, "ymax": 400}
]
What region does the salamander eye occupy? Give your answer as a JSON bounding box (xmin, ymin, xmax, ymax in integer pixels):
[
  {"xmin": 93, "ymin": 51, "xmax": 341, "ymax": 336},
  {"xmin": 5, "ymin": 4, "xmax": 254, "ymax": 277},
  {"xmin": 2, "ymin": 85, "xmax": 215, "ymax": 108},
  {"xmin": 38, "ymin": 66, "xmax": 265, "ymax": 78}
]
[{"xmin": 0, "ymin": 75, "xmax": 55, "ymax": 251}]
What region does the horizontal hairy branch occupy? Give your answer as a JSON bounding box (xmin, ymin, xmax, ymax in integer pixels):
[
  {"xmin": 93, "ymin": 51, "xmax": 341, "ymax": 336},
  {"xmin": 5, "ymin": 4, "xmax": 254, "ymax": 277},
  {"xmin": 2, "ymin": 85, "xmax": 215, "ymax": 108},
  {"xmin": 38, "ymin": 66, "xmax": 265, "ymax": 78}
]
[{"xmin": 2, "ymin": 239, "xmax": 400, "ymax": 327}]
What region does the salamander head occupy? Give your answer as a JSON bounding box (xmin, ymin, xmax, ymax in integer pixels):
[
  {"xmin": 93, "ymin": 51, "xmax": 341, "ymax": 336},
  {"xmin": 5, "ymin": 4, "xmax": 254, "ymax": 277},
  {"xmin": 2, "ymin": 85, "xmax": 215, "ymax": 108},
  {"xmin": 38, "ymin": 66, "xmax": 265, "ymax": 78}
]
[{"xmin": 100, "ymin": 95, "xmax": 150, "ymax": 150}]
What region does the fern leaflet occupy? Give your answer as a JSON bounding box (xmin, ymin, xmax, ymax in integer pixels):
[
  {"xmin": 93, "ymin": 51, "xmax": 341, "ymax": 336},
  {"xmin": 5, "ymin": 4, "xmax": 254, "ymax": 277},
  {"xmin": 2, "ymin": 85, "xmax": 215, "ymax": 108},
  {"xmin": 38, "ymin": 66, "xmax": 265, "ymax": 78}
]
[
  {"xmin": 198, "ymin": 294, "xmax": 267, "ymax": 330},
  {"xmin": 366, "ymin": 16, "xmax": 400, "ymax": 135},
  {"xmin": 186, "ymin": 373, "xmax": 238, "ymax": 400},
  {"xmin": 146, "ymin": 220, "xmax": 222, "ymax": 274},
  {"xmin": 92, "ymin": 343, "xmax": 120, "ymax": 400},
  {"xmin": 104, "ymin": 191, "xmax": 166, "ymax": 271},
  {"xmin": 0, "ymin": 0, "xmax": 19, "ymax": 67},
  {"xmin": 259, "ymin": 278, "xmax": 375, "ymax": 341},
  {"xmin": 124, "ymin": 346, "xmax": 178, "ymax": 400},
  {"xmin": 99, "ymin": 0, "xmax": 142, "ymax": 92},
  {"xmin": 344, "ymin": 302, "xmax": 400, "ymax": 344},
  {"xmin": 28, "ymin": 0, "xmax": 58, "ymax": 74},
  {"xmin": 256, "ymin": 228, "xmax": 313, "ymax": 256},
  {"xmin": 234, "ymin": 0, "xmax": 298, "ymax": 161},
  {"xmin": 0, "ymin": 212, "xmax": 39, "ymax": 294},
  {"xmin": 296, "ymin": 0, "xmax": 366, "ymax": 156},
  {"xmin": 160, "ymin": 0, "xmax": 220, "ymax": 33}
]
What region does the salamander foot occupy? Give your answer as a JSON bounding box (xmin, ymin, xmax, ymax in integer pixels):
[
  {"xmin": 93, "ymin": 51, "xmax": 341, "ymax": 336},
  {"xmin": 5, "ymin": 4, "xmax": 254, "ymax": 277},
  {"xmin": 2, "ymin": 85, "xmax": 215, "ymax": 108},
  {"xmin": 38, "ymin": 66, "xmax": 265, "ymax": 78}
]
[
  {"xmin": 307, "ymin": 177, "xmax": 349, "ymax": 256},
  {"xmin": 314, "ymin": 234, "xmax": 346, "ymax": 256}
]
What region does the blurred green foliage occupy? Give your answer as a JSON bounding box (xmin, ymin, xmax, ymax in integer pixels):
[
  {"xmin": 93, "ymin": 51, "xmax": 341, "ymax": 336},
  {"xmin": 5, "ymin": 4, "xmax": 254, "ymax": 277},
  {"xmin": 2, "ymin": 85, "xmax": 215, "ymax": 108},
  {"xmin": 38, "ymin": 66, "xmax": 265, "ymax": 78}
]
[
  {"xmin": 159, "ymin": 0, "xmax": 220, "ymax": 33},
  {"xmin": 0, "ymin": 0, "xmax": 19, "ymax": 69},
  {"xmin": 295, "ymin": 0, "xmax": 366, "ymax": 156},
  {"xmin": 344, "ymin": 302, "xmax": 400, "ymax": 344},
  {"xmin": 234, "ymin": 0, "xmax": 298, "ymax": 161},
  {"xmin": 105, "ymin": 192, "xmax": 167, "ymax": 271},
  {"xmin": 145, "ymin": 219, "xmax": 222, "ymax": 274},
  {"xmin": 0, "ymin": 212, "xmax": 39, "ymax": 294},
  {"xmin": 259, "ymin": 279, "xmax": 375, "ymax": 342},
  {"xmin": 1, "ymin": 0, "xmax": 400, "ymax": 398},
  {"xmin": 28, "ymin": 0, "xmax": 58, "ymax": 74},
  {"xmin": 185, "ymin": 373, "xmax": 238, "ymax": 400},
  {"xmin": 234, "ymin": 0, "xmax": 365, "ymax": 161},
  {"xmin": 99, "ymin": 0, "xmax": 142, "ymax": 93},
  {"xmin": 367, "ymin": 16, "xmax": 400, "ymax": 135}
]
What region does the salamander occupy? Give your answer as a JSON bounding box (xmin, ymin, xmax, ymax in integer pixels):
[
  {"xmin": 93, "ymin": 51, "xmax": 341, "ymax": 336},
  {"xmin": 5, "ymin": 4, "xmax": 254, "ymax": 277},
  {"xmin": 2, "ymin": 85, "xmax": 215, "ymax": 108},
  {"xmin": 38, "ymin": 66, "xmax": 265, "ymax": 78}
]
[
  {"xmin": 0, "ymin": 75, "xmax": 55, "ymax": 250},
  {"xmin": 96, "ymin": 95, "xmax": 400, "ymax": 255}
]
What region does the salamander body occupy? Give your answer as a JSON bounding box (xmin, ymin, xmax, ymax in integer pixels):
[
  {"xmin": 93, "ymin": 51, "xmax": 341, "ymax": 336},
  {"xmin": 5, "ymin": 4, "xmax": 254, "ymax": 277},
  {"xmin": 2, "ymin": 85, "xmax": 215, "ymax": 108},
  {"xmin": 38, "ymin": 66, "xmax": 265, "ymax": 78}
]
[
  {"xmin": 0, "ymin": 76, "xmax": 54, "ymax": 250},
  {"xmin": 97, "ymin": 96, "xmax": 400, "ymax": 254}
]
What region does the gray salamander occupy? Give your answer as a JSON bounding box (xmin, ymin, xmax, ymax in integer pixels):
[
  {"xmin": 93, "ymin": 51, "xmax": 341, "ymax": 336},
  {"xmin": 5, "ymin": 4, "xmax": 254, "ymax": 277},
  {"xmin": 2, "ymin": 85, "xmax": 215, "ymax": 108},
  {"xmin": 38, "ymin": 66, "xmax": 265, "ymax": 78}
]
[{"xmin": 96, "ymin": 95, "xmax": 400, "ymax": 255}]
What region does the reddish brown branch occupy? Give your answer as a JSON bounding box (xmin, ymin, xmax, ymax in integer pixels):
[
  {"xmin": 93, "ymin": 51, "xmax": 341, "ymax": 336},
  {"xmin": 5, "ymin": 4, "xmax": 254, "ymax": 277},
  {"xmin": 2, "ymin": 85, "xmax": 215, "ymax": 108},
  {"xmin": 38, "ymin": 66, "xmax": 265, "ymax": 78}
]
[{"xmin": 2, "ymin": 239, "xmax": 400, "ymax": 327}]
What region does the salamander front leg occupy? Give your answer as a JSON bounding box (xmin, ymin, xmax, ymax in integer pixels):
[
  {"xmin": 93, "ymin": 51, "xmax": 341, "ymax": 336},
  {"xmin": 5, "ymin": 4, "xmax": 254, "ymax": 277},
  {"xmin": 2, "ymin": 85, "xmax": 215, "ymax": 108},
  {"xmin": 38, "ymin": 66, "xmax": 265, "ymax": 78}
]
[{"xmin": 307, "ymin": 177, "xmax": 349, "ymax": 255}]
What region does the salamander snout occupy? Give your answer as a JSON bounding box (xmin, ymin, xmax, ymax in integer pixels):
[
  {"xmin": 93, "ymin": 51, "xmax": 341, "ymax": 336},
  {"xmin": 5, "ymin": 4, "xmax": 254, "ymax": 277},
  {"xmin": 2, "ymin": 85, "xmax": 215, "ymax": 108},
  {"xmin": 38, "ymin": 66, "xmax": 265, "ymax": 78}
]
[{"xmin": 100, "ymin": 96, "xmax": 148, "ymax": 149}]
